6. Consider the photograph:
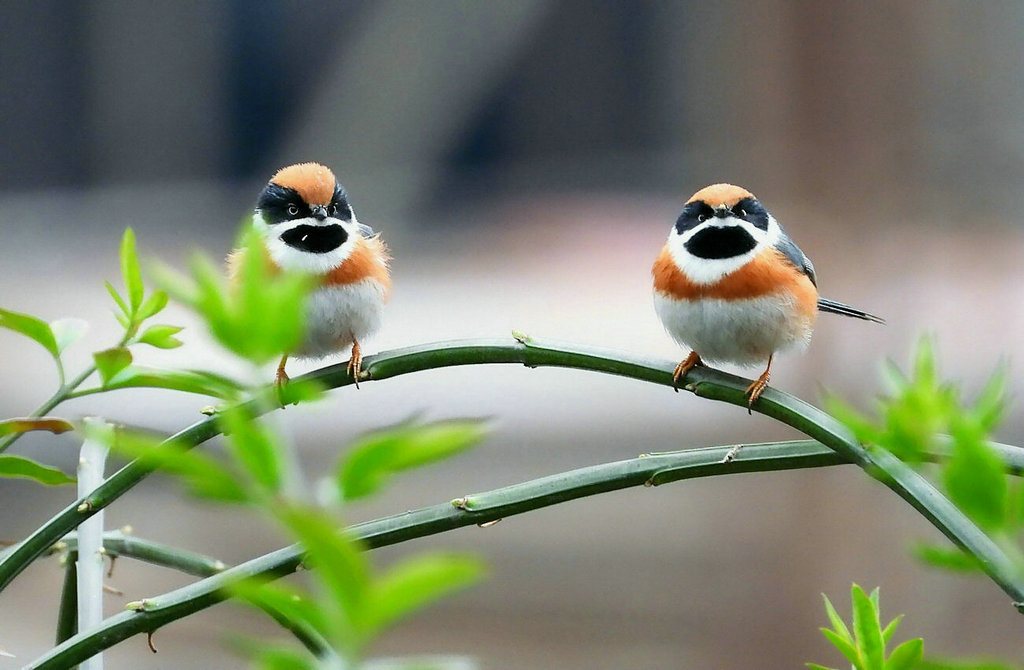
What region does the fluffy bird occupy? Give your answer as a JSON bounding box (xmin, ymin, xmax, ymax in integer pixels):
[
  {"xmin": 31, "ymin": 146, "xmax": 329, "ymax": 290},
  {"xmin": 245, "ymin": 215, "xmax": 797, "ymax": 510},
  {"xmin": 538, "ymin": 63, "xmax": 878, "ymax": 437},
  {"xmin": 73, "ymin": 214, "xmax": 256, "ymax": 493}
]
[
  {"xmin": 652, "ymin": 183, "xmax": 882, "ymax": 408},
  {"xmin": 230, "ymin": 162, "xmax": 390, "ymax": 387}
]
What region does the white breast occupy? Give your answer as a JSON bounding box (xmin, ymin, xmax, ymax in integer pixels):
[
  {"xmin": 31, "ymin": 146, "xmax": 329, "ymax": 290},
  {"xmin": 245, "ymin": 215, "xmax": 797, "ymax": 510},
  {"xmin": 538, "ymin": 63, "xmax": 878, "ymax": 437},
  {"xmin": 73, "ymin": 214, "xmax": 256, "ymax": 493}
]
[
  {"xmin": 653, "ymin": 291, "xmax": 813, "ymax": 366},
  {"xmin": 297, "ymin": 278, "xmax": 387, "ymax": 358}
]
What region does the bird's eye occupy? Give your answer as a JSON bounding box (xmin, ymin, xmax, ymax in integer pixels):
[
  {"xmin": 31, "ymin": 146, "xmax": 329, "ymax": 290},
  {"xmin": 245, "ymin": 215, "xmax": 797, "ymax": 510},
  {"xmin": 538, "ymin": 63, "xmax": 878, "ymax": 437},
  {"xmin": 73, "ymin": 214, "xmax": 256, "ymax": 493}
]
[
  {"xmin": 287, "ymin": 204, "xmax": 299, "ymax": 217},
  {"xmin": 697, "ymin": 214, "xmax": 707, "ymax": 222},
  {"xmin": 738, "ymin": 209, "xmax": 747, "ymax": 217},
  {"xmin": 329, "ymin": 204, "xmax": 338, "ymax": 216}
]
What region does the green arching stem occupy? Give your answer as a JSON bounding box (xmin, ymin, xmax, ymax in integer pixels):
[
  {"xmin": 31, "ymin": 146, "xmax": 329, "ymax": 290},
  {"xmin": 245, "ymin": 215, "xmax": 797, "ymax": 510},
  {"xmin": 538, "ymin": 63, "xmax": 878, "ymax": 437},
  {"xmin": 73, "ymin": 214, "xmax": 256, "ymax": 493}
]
[
  {"xmin": 4, "ymin": 337, "xmax": 1024, "ymax": 665},
  {"xmin": 28, "ymin": 437, "xmax": 1024, "ymax": 669}
]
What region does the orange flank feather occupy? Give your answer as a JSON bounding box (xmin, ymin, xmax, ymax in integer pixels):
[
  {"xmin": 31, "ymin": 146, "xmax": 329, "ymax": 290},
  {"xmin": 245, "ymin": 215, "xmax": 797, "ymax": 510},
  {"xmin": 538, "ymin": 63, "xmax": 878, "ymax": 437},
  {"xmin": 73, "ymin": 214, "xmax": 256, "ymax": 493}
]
[
  {"xmin": 686, "ymin": 183, "xmax": 754, "ymax": 207},
  {"xmin": 270, "ymin": 163, "xmax": 337, "ymax": 206},
  {"xmin": 228, "ymin": 236, "xmax": 390, "ymax": 294},
  {"xmin": 652, "ymin": 245, "xmax": 818, "ymax": 320},
  {"xmin": 323, "ymin": 235, "xmax": 391, "ymax": 294}
]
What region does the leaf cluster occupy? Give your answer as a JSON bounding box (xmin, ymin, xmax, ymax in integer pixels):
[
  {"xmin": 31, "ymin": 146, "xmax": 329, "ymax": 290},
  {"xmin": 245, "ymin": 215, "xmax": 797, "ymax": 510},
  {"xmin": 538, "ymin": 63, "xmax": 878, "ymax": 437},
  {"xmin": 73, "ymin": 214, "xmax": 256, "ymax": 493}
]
[
  {"xmin": 809, "ymin": 584, "xmax": 922, "ymax": 670},
  {"xmin": 828, "ymin": 338, "xmax": 1022, "ymax": 567}
]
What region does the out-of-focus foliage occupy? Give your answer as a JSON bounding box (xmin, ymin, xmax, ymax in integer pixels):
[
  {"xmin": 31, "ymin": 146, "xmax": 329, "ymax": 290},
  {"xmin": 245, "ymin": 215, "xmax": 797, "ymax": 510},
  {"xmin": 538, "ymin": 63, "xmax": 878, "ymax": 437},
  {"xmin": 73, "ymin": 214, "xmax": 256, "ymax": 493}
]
[{"xmin": 808, "ymin": 584, "xmax": 922, "ymax": 670}]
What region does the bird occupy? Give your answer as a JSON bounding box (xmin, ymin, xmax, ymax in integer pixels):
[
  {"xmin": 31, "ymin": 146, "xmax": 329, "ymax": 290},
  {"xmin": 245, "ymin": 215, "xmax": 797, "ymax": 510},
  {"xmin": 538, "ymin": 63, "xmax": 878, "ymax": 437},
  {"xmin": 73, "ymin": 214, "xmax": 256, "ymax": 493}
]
[
  {"xmin": 651, "ymin": 183, "xmax": 882, "ymax": 409},
  {"xmin": 229, "ymin": 162, "xmax": 391, "ymax": 388}
]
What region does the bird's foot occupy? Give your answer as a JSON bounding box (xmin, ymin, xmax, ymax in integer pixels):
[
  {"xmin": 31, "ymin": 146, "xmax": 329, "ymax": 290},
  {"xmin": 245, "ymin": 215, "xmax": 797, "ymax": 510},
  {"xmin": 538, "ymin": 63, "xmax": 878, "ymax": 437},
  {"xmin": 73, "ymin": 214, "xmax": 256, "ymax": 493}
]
[
  {"xmin": 275, "ymin": 355, "xmax": 290, "ymax": 405},
  {"xmin": 672, "ymin": 351, "xmax": 703, "ymax": 392},
  {"xmin": 346, "ymin": 341, "xmax": 363, "ymax": 389},
  {"xmin": 744, "ymin": 369, "xmax": 771, "ymax": 414}
]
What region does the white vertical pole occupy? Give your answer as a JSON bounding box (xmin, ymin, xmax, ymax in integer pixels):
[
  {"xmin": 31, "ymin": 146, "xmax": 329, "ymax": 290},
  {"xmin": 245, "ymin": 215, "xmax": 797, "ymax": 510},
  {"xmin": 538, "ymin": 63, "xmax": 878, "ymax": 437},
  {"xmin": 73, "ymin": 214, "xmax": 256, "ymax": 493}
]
[{"xmin": 77, "ymin": 417, "xmax": 109, "ymax": 670}]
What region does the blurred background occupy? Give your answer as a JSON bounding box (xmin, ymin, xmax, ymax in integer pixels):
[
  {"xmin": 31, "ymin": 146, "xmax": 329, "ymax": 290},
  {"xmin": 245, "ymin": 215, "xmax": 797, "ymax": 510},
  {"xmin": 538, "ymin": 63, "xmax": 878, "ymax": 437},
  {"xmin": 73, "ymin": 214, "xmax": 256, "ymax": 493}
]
[{"xmin": 3, "ymin": 1, "xmax": 1024, "ymax": 667}]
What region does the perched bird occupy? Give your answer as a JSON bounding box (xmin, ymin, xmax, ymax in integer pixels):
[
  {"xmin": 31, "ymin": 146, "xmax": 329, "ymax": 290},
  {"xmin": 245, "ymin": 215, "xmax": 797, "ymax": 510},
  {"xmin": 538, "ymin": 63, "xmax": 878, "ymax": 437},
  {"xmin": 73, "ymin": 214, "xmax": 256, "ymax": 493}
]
[
  {"xmin": 652, "ymin": 183, "xmax": 882, "ymax": 408},
  {"xmin": 230, "ymin": 162, "xmax": 390, "ymax": 387}
]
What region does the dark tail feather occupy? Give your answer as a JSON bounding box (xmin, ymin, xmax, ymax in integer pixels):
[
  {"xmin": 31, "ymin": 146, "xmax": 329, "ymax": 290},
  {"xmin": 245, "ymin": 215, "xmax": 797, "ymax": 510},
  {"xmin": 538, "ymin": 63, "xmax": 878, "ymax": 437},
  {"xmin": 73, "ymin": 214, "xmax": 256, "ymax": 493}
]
[{"xmin": 817, "ymin": 297, "xmax": 885, "ymax": 324}]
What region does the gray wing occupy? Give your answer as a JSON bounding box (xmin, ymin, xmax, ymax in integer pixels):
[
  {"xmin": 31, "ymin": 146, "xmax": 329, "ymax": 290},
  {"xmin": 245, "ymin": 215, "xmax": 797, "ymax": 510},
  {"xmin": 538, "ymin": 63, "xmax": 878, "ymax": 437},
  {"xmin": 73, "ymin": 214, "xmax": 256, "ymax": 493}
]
[{"xmin": 773, "ymin": 232, "xmax": 817, "ymax": 286}]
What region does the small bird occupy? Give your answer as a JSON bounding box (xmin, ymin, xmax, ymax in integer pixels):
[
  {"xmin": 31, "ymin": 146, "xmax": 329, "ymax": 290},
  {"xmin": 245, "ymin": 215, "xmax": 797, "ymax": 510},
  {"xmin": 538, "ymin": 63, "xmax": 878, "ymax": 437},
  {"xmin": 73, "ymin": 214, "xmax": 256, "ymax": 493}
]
[
  {"xmin": 230, "ymin": 162, "xmax": 391, "ymax": 387},
  {"xmin": 652, "ymin": 183, "xmax": 882, "ymax": 408}
]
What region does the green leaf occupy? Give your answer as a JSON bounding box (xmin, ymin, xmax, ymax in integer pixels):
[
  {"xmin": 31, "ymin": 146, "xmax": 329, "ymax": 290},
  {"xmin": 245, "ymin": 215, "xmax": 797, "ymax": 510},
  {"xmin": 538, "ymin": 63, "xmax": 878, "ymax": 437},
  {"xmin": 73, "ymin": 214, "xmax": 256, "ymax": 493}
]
[
  {"xmin": 363, "ymin": 553, "xmax": 485, "ymax": 638},
  {"xmin": 93, "ymin": 347, "xmax": 133, "ymax": 385},
  {"xmin": 880, "ymin": 614, "xmax": 903, "ymax": 645},
  {"xmin": 851, "ymin": 584, "xmax": 884, "ymax": 670},
  {"xmin": 105, "ymin": 281, "xmax": 130, "ymax": 316},
  {"xmin": 276, "ymin": 505, "xmax": 369, "ymax": 648},
  {"xmin": 806, "ymin": 665, "xmax": 840, "ymax": 670},
  {"xmin": 821, "ymin": 593, "xmax": 853, "ymax": 644},
  {"xmin": 942, "ymin": 427, "xmax": 1007, "ymax": 530},
  {"xmin": 219, "ymin": 407, "xmax": 284, "ymax": 493},
  {"xmin": 913, "ymin": 543, "xmax": 983, "ymax": 573},
  {"xmin": 338, "ymin": 420, "xmax": 488, "ymax": 501},
  {"xmin": 0, "ymin": 307, "xmax": 58, "ymax": 358},
  {"xmin": 50, "ymin": 318, "xmax": 89, "ymax": 354},
  {"xmin": 0, "ymin": 417, "xmax": 74, "ymax": 437},
  {"xmin": 101, "ymin": 429, "xmax": 249, "ymax": 503},
  {"xmin": 0, "ymin": 455, "xmax": 75, "ymax": 485},
  {"xmin": 821, "ymin": 628, "xmax": 863, "ymax": 670},
  {"xmin": 93, "ymin": 366, "xmax": 243, "ymax": 399},
  {"xmin": 137, "ymin": 324, "xmax": 184, "ymax": 349},
  {"xmin": 230, "ymin": 578, "xmax": 328, "ymax": 639},
  {"xmin": 137, "ymin": 289, "xmax": 169, "ymax": 321},
  {"xmin": 885, "ymin": 638, "xmax": 923, "ymax": 670},
  {"xmin": 120, "ymin": 228, "xmax": 145, "ymax": 313}
]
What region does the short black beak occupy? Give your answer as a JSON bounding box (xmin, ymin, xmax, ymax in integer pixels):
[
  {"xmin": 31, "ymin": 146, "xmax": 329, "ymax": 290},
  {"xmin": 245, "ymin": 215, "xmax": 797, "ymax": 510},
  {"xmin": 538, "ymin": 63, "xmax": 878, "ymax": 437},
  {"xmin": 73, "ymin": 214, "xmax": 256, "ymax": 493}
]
[
  {"xmin": 310, "ymin": 205, "xmax": 328, "ymax": 221},
  {"xmin": 713, "ymin": 204, "xmax": 731, "ymax": 219}
]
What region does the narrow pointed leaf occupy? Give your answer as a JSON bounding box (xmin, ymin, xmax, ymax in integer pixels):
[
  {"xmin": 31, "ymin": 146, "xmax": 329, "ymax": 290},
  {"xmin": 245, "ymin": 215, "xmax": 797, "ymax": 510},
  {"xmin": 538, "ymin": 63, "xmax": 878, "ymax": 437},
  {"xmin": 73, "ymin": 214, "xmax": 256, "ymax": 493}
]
[
  {"xmin": 137, "ymin": 289, "xmax": 169, "ymax": 321},
  {"xmin": 880, "ymin": 614, "xmax": 903, "ymax": 644},
  {"xmin": 0, "ymin": 417, "xmax": 74, "ymax": 437},
  {"xmin": 105, "ymin": 281, "xmax": 130, "ymax": 316},
  {"xmin": 276, "ymin": 505, "xmax": 369, "ymax": 645},
  {"xmin": 230, "ymin": 579, "xmax": 328, "ymax": 639},
  {"xmin": 219, "ymin": 407, "xmax": 284, "ymax": 493},
  {"xmin": 821, "ymin": 628, "xmax": 862, "ymax": 669},
  {"xmin": 339, "ymin": 420, "xmax": 488, "ymax": 501},
  {"xmin": 821, "ymin": 593, "xmax": 853, "ymax": 643},
  {"xmin": 806, "ymin": 665, "xmax": 839, "ymax": 670},
  {"xmin": 885, "ymin": 638, "xmax": 923, "ymax": 670},
  {"xmin": 50, "ymin": 318, "xmax": 89, "ymax": 354},
  {"xmin": 93, "ymin": 366, "xmax": 243, "ymax": 399},
  {"xmin": 120, "ymin": 228, "xmax": 144, "ymax": 312},
  {"xmin": 0, "ymin": 307, "xmax": 58, "ymax": 357},
  {"xmin": 851, "ymin": 585, "xmax": 884, "ymax": 670},
  {"xmin": 363, "ymin": 553, "xmax": 485, "ymax": 638},
  {"xmin": 137, "ymin": 324, "xmax": 184, "ymax": 349},
  {"xmin": 943, "ymin": 429, "xmax": 1007, "ymax": 530},
  {"xmin": 0, "ymin": 455, "xmax": 75, "ymax": 485},
  {"xmin": 93, "ymin": 347, "xmax": 133, "ymax": 385}
]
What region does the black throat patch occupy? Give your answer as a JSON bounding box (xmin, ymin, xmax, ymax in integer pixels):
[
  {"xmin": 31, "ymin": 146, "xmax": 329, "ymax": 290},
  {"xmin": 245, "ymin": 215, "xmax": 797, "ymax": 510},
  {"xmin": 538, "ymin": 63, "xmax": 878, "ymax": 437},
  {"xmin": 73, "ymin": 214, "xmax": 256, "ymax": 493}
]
[
  {"xmin": 684, "ymin": 226, "xmax": 757, "ymax": 259},
  {"xmin": 280, "ymin": 224, "xmax": 348, "ymax": 254}
]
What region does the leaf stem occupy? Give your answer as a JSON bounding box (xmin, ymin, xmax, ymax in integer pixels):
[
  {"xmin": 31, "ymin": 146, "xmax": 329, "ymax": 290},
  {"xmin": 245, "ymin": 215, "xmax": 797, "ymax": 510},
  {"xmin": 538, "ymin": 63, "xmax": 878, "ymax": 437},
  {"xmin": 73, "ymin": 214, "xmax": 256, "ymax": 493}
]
[
  {"xmin": 0, "ymin": 365, "xmax": 96, "ymax": 455},
  {"xmin": 55, "ymin": 553, "xmax": 78, "ymax": 647}
]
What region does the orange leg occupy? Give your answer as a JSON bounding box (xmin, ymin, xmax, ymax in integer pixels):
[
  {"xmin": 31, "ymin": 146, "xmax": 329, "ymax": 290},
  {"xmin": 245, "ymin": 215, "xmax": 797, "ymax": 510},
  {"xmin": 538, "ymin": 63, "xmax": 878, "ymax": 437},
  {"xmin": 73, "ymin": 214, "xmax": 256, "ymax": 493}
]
[
  {"xmin": 346, "ymin": 340, "xmax": 363, "ymax": 388},
  {"xmin": 744, "ymin": 354, "xmax": 773, "ymax": 413},
  {"xmin": 274, "ymin": 354, "xmax": 290, "ymax": 404},
  {"xmin": 672, "ymin": 351, "xmax": 703, "ymax": 392}
]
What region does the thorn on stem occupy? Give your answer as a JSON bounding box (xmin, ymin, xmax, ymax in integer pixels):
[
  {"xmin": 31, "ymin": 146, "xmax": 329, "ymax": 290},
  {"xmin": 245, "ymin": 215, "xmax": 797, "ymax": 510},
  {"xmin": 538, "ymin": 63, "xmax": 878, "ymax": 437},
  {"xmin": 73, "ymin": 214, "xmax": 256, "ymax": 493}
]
[
  {"xmin": 451, "ymin": 497, "xmax": 469, "ymax": 510},
  {"xmin": 477, "ymin": 519, "xmax": 501, "ymax": 528},
  {"xmin": 146, "ymin": 630, "xmax": 158, "ymax": 653},
  {"xmin": 77, "ymin": 501, "xmax": 93, "ymax": 513},
  {"xmin": 103, "ymin": 583, "xmax": 124, "ymax": 596},
  {"xmin": 720, "ymin": 445, "xmax": 744, "ymax": 464},
  {"xmin": 106, "ymin": 554, "xmax": 118, "ymax": 578}
]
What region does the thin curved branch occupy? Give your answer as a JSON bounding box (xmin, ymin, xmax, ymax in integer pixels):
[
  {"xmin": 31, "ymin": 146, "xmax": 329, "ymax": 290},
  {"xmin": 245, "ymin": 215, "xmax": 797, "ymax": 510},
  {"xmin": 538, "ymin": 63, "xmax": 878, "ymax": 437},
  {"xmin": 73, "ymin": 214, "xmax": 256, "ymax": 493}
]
[
  {"xmin": 7, "ymin": 338, "xmax": 1024, "ymax": 666},
  {"xmin": 25, "ymin": 437, "xmax": 1024, "ymax": 669}
]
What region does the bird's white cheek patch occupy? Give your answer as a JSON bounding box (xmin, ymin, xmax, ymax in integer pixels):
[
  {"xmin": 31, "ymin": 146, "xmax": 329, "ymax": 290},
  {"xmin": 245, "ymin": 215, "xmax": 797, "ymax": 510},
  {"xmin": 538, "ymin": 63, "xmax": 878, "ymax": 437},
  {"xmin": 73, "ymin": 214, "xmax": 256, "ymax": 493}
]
[
  {"xmin": 254, "ymin": 212, "xmax": 363, "ymax": 274},
  {"xmin": 653, "ymin": 292, "xmax": 813, "ymax": 365},
  {"xmin": 297, "ymin": 279, "xmax": 387, "ymax": 358}
]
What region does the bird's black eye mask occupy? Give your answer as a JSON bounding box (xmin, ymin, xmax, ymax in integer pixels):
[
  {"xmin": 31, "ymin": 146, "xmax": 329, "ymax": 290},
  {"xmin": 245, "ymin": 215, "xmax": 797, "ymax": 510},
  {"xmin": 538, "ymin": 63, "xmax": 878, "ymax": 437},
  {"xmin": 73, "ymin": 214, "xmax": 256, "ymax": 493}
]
[
  {"xmin": 675, "ymin": 197, "xmax": 770, "ymax": 234},
  {"xmin": 256, "ymin": 183, "xmax": 354, "ymax": 225},
  {"xmin": 280, "ymin": 224, "xmax": 348, "ymax": 254}
]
